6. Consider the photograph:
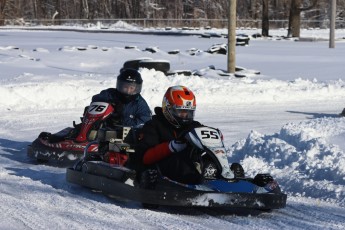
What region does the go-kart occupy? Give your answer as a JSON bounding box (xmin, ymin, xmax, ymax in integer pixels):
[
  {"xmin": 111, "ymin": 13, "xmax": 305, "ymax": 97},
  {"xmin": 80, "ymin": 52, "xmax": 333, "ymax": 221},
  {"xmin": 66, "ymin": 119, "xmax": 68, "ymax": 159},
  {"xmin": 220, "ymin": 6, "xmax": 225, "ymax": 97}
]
[
  {"xmin": 27, "ymin": 102, "xmax": 130, "ymax": 164},
  {"xmin": 66, "ymin": 125, "xmax": 287, "ymax": 209}
]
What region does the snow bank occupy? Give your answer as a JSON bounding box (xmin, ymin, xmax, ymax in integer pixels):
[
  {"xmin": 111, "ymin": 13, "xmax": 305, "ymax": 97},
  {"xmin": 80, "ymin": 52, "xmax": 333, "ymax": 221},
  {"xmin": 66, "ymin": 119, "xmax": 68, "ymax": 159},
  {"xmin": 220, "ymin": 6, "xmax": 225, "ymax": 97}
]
[
  {"xmin": 230, "ymin": 117, "xmax": 345, "ymax": 206},
  {"xmin": 1, "ymin": 69, "xmax": 345, "ymax": 112}
]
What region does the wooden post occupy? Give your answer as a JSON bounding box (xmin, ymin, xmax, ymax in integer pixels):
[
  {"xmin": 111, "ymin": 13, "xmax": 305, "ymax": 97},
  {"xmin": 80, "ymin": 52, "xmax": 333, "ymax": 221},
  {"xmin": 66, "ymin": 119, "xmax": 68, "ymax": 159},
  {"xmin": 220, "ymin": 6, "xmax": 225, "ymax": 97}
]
[
  {"xmin": 329, "ymin": 0, "xmax": 336, "ymax": 48},
  {"xmin": 227, "ymin": 0, "xmax": 236, "ymax": 73}
]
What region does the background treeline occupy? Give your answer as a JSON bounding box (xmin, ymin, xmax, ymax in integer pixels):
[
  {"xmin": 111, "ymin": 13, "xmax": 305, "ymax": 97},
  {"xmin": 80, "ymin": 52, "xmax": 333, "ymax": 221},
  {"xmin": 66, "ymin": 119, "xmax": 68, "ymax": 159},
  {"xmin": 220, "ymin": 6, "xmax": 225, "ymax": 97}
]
[{"xmin": 0, "ymin": 0, "xmax": 344, "ymax": 37}]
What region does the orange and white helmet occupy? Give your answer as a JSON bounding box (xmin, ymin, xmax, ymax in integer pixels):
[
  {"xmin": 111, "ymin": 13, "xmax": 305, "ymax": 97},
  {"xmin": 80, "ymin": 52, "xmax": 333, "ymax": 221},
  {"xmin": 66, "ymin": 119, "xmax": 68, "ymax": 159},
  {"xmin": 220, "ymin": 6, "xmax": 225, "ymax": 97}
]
[{"xmin": 162, "ymin": 86, "xmax": 196, "ymax": 128}]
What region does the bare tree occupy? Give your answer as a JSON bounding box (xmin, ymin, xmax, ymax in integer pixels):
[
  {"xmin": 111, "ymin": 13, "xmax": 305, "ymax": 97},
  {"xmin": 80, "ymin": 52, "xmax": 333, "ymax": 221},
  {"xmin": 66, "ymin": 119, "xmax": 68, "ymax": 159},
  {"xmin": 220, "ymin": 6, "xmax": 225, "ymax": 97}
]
[
  {"xmin": 35, "ymin": 0, "xmax": 46, "ymax": 19},
  {"xmin": 262, "ymin": 0, "xmax": 269, "ymax": 36},
  {"xmin": 0, "ymin": 0, "xmax": 6, "ymax": 25},
  {"xmin": 287, "ymin": 0, "xmax": 318, "ymax": 37},
  {"xmin": 81, "ymin": 0, "xmax": 89, "ymax": 19}
]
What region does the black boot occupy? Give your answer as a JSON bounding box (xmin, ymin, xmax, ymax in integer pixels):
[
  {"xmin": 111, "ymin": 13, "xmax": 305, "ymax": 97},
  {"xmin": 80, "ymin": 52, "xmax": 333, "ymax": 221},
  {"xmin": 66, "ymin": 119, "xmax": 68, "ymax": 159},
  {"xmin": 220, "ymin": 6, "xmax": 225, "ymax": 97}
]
[
  {"xmin": 139, "ymin": 169, "xmax": 158, "ymax": 190},
  {"xmin": 139, "ymin": 169, "xmax": 159, "ymax": 209},
  {"xmin": 230, "ymin": 163, "xmax": 245, "ymax": 178}
]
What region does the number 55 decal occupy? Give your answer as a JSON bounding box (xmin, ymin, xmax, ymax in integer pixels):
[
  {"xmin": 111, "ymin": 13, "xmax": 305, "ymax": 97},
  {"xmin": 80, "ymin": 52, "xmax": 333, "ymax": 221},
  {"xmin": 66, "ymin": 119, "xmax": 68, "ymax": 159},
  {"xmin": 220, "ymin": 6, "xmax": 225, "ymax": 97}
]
[{"xmin": 201, "ymin": 130, "xmax": 219, "ymax": 139}]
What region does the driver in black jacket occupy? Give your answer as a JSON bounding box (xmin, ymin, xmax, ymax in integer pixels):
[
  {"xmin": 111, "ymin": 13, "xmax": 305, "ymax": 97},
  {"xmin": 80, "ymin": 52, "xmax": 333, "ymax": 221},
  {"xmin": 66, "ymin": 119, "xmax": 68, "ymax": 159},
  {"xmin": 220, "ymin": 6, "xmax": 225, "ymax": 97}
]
[
  {"xmin": 134, "ymin": 85, "xmax": 203, "ymax": 184},
  {"xmin": 134, "ymin": 85, "xmax": 245, "ymax": 185}
]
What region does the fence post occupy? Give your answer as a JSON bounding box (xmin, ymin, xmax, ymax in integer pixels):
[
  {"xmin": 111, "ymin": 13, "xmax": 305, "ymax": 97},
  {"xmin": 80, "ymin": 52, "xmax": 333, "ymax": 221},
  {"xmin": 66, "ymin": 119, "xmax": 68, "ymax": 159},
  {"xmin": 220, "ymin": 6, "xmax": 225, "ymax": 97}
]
[
  {"xmin": 227, "ymin": 0, "xmax": 236, "ymax": 74},
  {"xmin": 329, "ymin": 0, "xmax": 336, "ymax": 48}
]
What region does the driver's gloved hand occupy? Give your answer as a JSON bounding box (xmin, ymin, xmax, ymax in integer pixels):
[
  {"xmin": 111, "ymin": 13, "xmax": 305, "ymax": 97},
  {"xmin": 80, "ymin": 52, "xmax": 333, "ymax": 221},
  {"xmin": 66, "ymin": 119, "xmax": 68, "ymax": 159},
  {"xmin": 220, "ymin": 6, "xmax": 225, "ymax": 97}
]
[
  {"xmin": 110, "ymin": 102, "xmax": 123, "ymax": 117},
  {"xmin": 168, "ymin": 139, "xmax": 187, "ymax": 153}
]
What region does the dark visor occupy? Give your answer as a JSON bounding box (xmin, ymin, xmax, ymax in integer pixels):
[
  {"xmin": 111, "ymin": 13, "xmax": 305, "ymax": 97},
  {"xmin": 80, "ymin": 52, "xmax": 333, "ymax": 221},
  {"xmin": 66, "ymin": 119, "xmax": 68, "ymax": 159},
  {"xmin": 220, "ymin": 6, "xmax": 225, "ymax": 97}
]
[{"xmin": 117, "ymin": 81, "xmax": 142, "ymax": 95}]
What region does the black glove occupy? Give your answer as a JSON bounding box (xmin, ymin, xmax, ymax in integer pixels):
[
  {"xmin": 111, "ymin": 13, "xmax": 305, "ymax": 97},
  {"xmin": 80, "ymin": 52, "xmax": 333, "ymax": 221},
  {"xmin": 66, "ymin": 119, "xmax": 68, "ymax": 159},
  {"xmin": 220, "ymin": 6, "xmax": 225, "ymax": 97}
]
[
  {"xmin": 177, "ymin": 126, "xmax": 196, "ymax": 140},
  {"xmin": 108, "ymin": 102, "xmax": 122, "ymax": 120}
]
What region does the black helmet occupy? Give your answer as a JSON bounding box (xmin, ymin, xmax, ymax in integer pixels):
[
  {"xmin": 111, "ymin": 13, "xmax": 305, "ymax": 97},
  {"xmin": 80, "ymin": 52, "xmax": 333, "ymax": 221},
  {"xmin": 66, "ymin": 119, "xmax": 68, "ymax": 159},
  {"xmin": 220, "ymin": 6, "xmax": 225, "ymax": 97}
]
[{"xmin": 116, "ymin": 68, "xmax": 143, "ymax": 98}]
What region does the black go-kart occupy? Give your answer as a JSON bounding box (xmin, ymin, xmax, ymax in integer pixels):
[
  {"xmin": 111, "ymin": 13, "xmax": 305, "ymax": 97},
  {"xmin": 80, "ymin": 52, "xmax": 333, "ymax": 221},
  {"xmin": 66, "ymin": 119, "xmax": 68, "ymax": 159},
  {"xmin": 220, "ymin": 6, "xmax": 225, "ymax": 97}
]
[{"xmin": 66, "ymin": 125, "xmax": 287, "ymax": 209}]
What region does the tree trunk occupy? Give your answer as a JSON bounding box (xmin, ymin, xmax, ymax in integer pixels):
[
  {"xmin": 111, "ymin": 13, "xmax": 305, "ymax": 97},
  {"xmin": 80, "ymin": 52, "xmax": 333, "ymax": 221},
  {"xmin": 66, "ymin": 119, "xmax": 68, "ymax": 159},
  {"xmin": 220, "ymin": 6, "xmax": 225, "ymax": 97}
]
[
  {"xmin": 82, "ymin": 0, "xmax": 89, "ymax": 19},
  {"xmin": 54, "ymin": 0, "xmax": 61, "ymax": 25},
  {"xmin": 0, "ymin": 0, "xmax": 6, "ymax": 26},
  {"xmin": 262, "ymin": 0, "xmax": 269, "ymax": 36},
  {"xmin": 36, "ymin": 0, "xmax": 45, "ymax": 20},
  {"xmin": 288, "ymin": 0, "xmax": 301, "ymax": 37},
  {"xmin": 288, "ymin": 0, "xmax": 318, "ymax": 38}
]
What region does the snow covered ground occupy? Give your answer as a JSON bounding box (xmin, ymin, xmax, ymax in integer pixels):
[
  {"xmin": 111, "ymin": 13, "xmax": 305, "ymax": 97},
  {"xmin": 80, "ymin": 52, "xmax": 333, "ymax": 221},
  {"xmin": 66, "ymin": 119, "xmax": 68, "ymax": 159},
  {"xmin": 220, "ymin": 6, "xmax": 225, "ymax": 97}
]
[{"xmin": 1, "ymin": 26, "xmax": 345, "ymax": 229}]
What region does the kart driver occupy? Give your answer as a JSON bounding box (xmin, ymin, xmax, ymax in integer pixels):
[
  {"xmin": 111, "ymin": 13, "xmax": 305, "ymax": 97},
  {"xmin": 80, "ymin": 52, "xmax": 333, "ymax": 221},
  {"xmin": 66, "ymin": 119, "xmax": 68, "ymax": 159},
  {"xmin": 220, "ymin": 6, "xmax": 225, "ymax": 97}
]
[
  {"xmin": 133, "ymin": 85, "xmax": 245, "ymax": 186},
  {"xmin": 91, "ymin": 68, "xmax": 151, "ymax": 128},
  {"xmin": 133, "ymin": 85, "xmax": 204, "ymax": 185}
]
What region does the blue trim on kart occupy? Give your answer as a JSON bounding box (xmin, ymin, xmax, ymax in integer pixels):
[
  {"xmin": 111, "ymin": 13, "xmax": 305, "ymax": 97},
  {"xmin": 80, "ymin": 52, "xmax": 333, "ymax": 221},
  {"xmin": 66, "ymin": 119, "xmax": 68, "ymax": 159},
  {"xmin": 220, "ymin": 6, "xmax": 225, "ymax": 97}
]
[{"xmin": 204, "ymin": 180, "xmax": 255, "ymax": 193}]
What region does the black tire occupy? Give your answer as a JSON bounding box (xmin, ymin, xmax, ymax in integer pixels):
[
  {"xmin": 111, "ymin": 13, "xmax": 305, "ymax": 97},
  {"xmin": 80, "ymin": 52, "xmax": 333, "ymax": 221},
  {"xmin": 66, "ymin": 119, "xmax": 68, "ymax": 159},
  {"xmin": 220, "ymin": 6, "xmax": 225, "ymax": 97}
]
[
  {"xmin": 234, "ymin": 73, "xmax": 247, "ymax": 78},
  {"xmin": 168, "ymin": 50, "xmax": 180, "ymax": 55},
  {"xmin": 138, "ymin": 60, "xmax": 170, "ymax": 74},
  {"xmin": 73, "ymin": 159, "xmax": 85, "ymax": 171},
  {"xmin": 200, "ymin": 34, "xmax": 211, "ymax": 38},
  {"xmin": 166, "ymin": 70, "xmax": 192, "ymax": 76},
  {"xmin": 217, "ymin": 48, "xmax": 227, "ymax": 55},
  {"xmin": 144, "ymin": 47, "xmax": 158, "ymax": 53},
  {"xmin": 77, "ymin": 47, "xmax": 87, "ymax": 51},
  {"xmin": 124, "ymin": 46, "xmax": 137, "ymax": 49},
  {"xmin": 123, "ymin": 58, "xmax": 153, "ymax": 70}
]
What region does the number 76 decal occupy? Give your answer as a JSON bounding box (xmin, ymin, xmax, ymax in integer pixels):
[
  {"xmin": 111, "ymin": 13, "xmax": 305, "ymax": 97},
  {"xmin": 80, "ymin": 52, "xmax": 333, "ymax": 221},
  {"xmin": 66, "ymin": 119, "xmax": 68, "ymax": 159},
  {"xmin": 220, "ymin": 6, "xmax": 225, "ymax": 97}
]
[
  {"xmin": 89, "ymin": 104, "xmax": 106, "ymax": 112},
  {"xmin": 87, "ymin": 102, "xmax": 109, "ymax": 115}
]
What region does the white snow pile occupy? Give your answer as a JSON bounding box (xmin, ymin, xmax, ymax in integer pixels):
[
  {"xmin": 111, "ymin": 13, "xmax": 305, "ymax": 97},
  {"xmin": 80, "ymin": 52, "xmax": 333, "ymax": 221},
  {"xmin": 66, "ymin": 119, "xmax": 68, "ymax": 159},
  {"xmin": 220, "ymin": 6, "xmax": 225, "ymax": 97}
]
[
  {"xmin": 230, "ymin": 117, "xmax": 345, "ymax": 206},
  {"xmin": 1, "ymin": 69, "xmax": 345, "ymax": 112}
]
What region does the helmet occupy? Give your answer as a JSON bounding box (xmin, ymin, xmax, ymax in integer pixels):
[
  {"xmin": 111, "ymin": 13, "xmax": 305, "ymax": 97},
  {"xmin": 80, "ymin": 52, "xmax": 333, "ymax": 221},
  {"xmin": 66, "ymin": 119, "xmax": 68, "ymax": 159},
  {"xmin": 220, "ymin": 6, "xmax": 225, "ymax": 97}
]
[
  {"xmin": 116, "ymin": 68, "xmax": 143, "ymax": 98},
  {"xmin": 162, "ymin": 86, "xmax": 196, "ymax": 128}
]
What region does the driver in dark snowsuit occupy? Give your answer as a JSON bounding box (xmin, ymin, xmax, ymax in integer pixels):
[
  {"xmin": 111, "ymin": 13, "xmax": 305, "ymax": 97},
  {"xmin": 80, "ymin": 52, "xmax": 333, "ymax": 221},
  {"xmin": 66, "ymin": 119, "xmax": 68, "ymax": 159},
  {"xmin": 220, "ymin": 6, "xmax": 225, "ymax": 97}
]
[
  {"xmin": 70, "ymin": 68, "xmax": 151, "ymax": 141},
  {"xmin": 91, "ymin": 68, "xmax": 151, "ymax": 128},
  {"xmin": 134, "ymin": 85, "xmax": 203, "ymax": 184}
]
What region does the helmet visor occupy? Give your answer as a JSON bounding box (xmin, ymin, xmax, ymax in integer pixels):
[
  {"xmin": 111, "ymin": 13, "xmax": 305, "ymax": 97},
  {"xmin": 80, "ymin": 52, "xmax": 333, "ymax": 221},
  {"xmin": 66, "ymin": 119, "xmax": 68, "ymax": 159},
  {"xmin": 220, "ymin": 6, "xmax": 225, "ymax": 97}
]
[
  {"xmin": 172, "ymin": 108, "xmax": 195, "ymax": 120},
  {"xmin": 116, "ymin": 80, "xmax": 142, "ymax": 96}
]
